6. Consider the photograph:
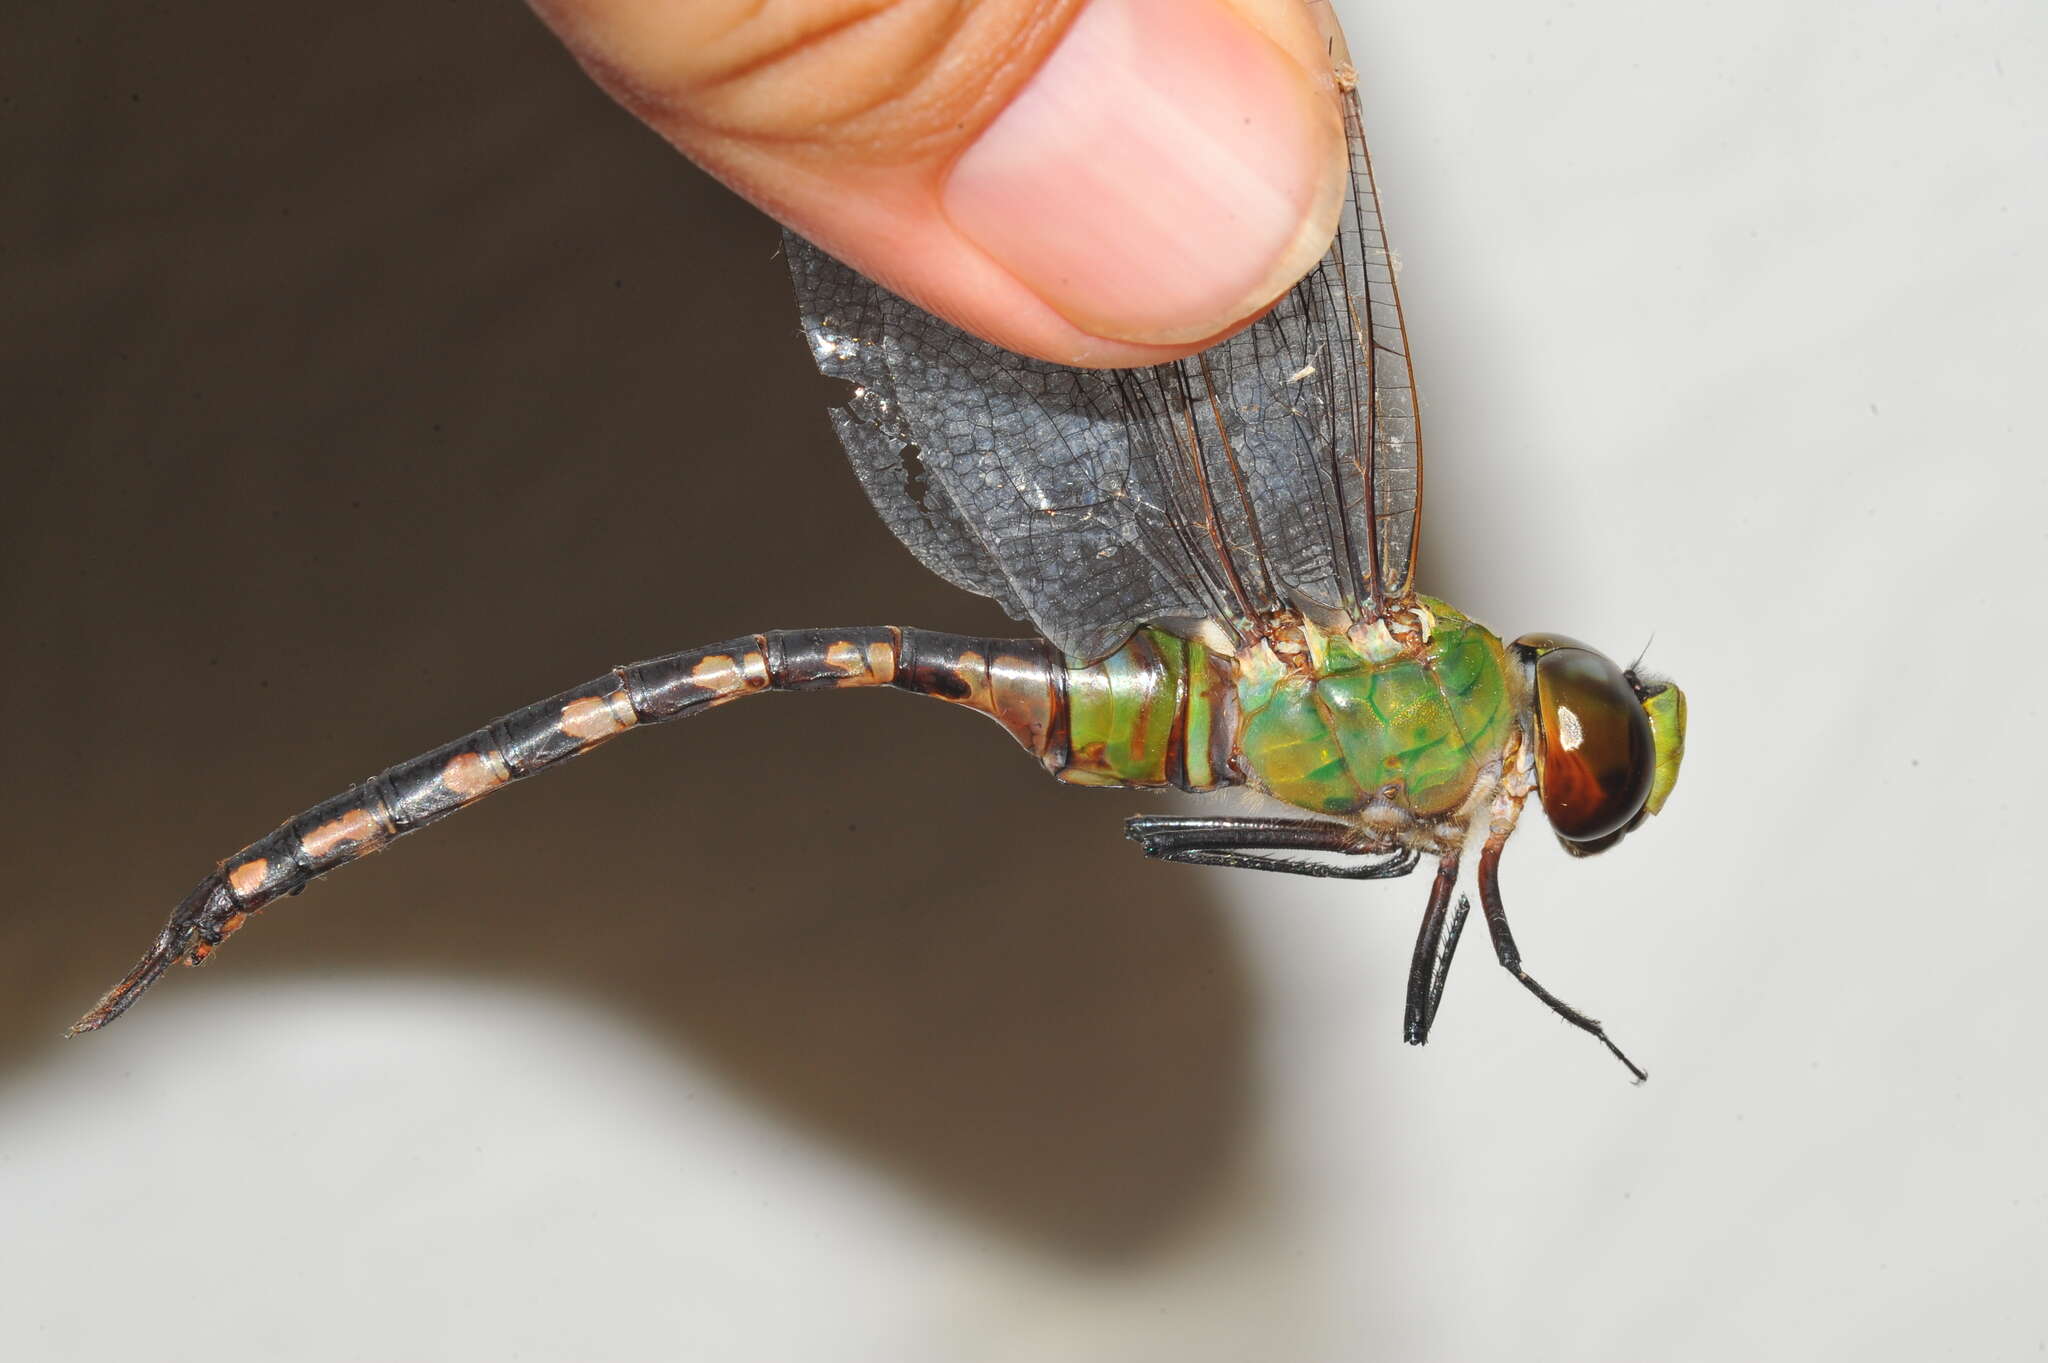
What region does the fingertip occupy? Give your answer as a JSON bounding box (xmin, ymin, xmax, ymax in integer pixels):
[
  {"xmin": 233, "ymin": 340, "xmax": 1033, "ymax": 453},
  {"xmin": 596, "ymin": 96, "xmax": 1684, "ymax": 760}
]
[
  {"xmin": 939, "ymin": 0, "xmax": 1346, "ymax": 350},
  {"xmin": 777, "ymin": 197, "xmax": 1211, "ymax": 369},
  {"xmin": 535, "ymin": 0, "xmax": 1346, "ymax": 366}
]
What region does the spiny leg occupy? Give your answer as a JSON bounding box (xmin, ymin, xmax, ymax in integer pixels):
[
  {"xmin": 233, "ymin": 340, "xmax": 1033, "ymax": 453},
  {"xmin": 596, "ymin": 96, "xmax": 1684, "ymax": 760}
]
[
  {"xmin": 1476, "ymin": 836, "xmax": 1648, "ymax": 1083},
  {"xmin": 1403, "ymin": 855, "xmax": 1470, "ymax": 1046},
  {"xmin": 1126, "ymin": 816, "xmax": 1421, "ymax": 880},
  {"xmin": 70, "ymin": 626, "xmax": 1069, "ymax": 1035}
]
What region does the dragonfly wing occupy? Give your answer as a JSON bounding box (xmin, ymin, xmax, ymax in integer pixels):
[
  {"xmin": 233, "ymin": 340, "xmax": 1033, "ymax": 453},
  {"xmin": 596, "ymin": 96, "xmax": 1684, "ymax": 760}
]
[
  {"xmin": 815, "ymin": 343, "xmax": 1030, "ymax": 622},
  {"xmin": 1335, "ymin": 85, "xmax": 1422, "ymax": 602},
  {"xmin": 792, "ymin": 237, "xmax": 1217, "ymax": 663},
  {"xmin": 1149, "ymin": 84, "xmax": 1424, "ymax": 623},
  {"xmin": 788, "ymin": 81, "xmax": 1422, "ymax": 661},
  {"xmin": 1219, "ymin": 86, "xmax": 1421, "ymax": 608}
]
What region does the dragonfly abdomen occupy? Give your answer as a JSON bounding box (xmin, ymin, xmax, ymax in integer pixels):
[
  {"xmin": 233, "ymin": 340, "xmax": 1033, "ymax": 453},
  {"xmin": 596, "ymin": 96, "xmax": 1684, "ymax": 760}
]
[
  {"xmin": 809, "ymin": 625, "xmax": 1239, "ymax": 795},
  {"xmin": 211, "ymin": 627, "xmax": 1076, "ymax": 927},
  {"xmin": 70, "ymin": 624, "xmax": 1239, "ymax": 1032},
  {"xmin": 1057, "ymin": 628, "xmax": 1240, "ymax": 793}
]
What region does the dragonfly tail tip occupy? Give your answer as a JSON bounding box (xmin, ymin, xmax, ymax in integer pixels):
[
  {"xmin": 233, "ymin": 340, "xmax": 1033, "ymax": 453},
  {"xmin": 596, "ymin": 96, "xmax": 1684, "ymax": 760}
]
[{"xmin": 66, "ymin": 936, "xmax": 183, "ymax": 1037}]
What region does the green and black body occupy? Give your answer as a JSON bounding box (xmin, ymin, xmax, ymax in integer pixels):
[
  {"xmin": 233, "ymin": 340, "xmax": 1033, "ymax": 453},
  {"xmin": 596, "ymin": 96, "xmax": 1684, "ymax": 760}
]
[{"xmin": 74, "ymin": 11, "xmax": 1688, "ymax": 1079}]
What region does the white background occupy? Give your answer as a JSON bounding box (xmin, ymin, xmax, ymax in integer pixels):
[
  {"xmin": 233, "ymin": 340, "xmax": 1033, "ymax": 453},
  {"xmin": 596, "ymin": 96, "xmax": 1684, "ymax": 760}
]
[{"xmin": 5, "ymin": 1, "xmax": 2043, "ymax": 1359}]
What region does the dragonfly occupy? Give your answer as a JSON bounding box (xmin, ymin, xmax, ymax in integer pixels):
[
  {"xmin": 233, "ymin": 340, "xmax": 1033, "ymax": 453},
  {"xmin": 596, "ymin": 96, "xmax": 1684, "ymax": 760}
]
[{"xmin": 70, "ymin": 43, "xmax": 1685, "ymax": 1080}]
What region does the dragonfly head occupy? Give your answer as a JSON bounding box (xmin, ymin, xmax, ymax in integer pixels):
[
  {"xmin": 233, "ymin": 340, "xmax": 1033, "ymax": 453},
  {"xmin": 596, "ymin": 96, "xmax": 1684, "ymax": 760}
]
[{"xmin": 1511, "ymin": 635, "xmax": 1687, "ymax": 857}]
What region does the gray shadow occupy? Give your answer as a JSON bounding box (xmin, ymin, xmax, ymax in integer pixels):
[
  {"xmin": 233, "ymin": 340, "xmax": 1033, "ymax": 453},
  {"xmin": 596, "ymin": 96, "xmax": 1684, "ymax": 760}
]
[{"xmin": 2, "ymin": 1, "xmax": 1253, "ymax": 1261}]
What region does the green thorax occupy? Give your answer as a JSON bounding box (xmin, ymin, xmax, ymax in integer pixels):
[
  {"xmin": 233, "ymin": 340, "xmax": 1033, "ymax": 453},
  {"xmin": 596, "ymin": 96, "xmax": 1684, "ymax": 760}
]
[
  {"xmin": 1049, "ymin": 601, "xmax": 1512, "ymax": 816},
  {"xmin": 1234, "ymin": 598, "xmax": 1513, "ymax": 818}
]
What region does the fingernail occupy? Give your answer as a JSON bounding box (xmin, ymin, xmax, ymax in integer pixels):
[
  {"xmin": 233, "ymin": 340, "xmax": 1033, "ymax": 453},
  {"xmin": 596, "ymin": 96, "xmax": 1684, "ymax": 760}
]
[{"xmin": 942, "ymin": 0, "xmax": 1345, "ymax": 347}]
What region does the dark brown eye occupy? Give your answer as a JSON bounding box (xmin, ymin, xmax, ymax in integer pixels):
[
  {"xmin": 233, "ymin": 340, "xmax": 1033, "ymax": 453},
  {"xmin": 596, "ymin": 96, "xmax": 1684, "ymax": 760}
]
[{"xmin": 1531, "ymin": 647, "xmax": 1654, "ymax": 842}]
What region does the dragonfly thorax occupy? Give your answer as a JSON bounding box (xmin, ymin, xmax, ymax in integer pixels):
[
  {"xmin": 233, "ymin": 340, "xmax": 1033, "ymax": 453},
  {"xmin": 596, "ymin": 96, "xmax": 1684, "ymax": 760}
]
[{"xmin": 1231, "ymin": 597, "xmax": 1515, "ymax": 828}]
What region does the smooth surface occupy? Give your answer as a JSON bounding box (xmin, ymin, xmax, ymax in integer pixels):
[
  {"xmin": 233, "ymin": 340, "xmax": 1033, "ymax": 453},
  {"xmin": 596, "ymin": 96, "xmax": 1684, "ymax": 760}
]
[{"xmin": 5, "ymin": 1, "xmax": 2044, "ymax": 1359}]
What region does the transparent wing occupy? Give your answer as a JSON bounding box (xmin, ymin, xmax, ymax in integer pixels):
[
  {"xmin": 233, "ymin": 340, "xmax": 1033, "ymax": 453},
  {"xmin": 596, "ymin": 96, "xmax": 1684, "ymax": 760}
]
[{"xmin": 789, "ymin": 84, "xmax": 1421, "ymax": 663}]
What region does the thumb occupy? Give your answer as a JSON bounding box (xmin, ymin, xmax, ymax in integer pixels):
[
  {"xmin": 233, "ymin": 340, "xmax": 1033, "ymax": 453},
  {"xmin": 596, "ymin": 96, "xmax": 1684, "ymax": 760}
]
[{"xmin": 530, "ymin": 0, "xmax": 1349, "ymax": 367}]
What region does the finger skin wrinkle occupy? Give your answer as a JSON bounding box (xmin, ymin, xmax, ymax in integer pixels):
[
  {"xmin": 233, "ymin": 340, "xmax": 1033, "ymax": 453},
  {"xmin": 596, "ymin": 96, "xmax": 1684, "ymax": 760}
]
[
  {"xmin": 564, "ymin": 0, "xmax": 1084, "ymax": 166},
  {"xmin": 690, "ymin": 0, "xmax": 907, "ymax": 92},
  {"xmin": 691, "ymin": 0, "xmax": 965, "ymax": 152}
]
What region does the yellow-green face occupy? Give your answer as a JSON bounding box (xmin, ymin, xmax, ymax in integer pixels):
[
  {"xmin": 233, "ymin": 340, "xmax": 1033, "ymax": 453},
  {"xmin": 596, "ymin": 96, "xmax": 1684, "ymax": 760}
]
[{"xmin": 1642, "ymin": 683, "xmax": 1687, "ymax": 816}]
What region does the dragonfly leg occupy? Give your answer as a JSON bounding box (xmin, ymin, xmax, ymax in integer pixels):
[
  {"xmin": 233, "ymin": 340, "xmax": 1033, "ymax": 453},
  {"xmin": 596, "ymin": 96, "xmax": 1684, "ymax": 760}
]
[
  {"xmin": 1476, "ymin": 836, "xmax": 1648, "ymax": 1083},
  {"xmin": 1403, "ymin": 855, "xmax": 1470, "ymax": 1046},
  {"xmin": 1124, "ymin": 816, "xmax": 1421, "ymax": 881}
]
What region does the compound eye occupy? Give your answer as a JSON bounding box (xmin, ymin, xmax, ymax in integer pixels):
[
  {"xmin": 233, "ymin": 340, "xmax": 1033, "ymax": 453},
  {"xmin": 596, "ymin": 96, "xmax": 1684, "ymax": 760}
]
[{"xmin": 1532, "ymin": 647, "xmax": 1655, "ymax": 842}]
